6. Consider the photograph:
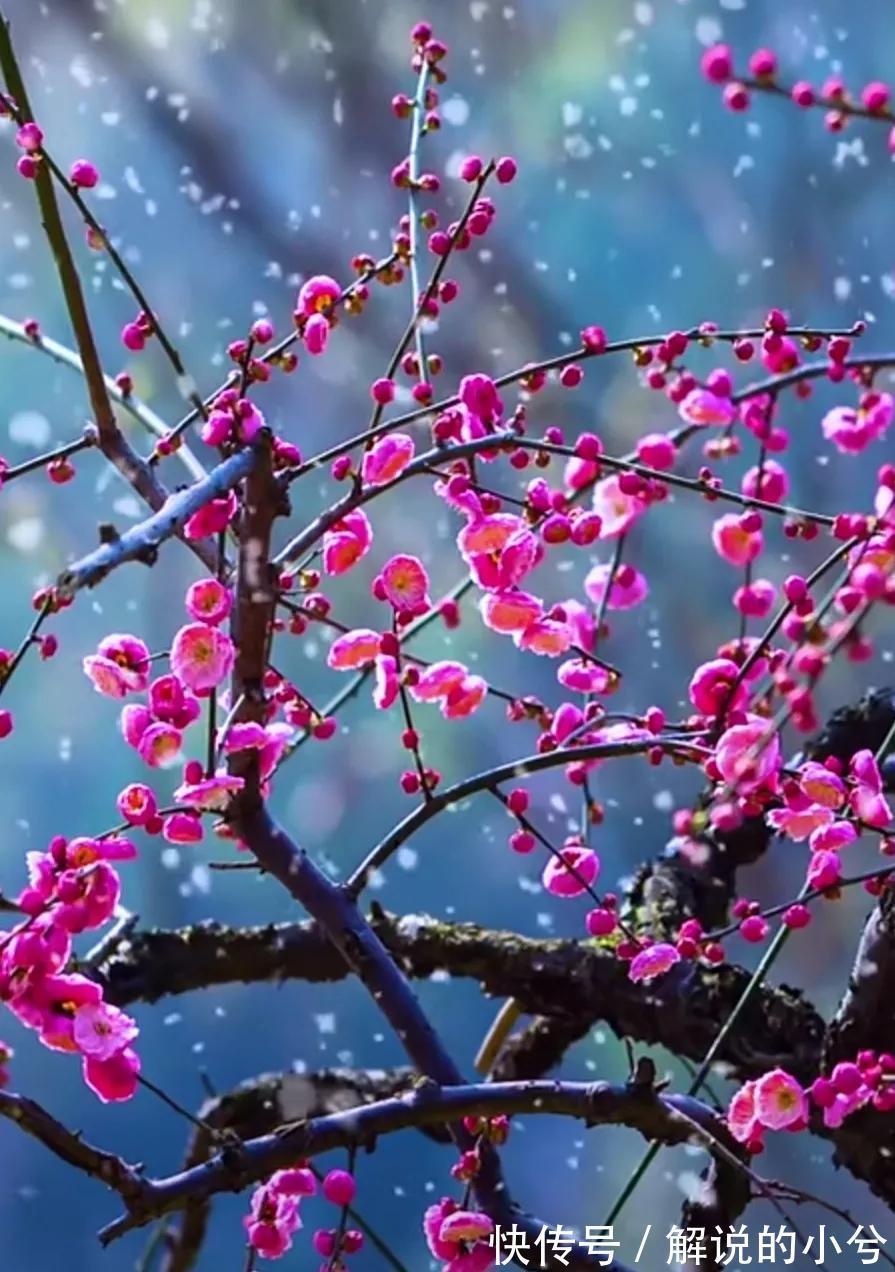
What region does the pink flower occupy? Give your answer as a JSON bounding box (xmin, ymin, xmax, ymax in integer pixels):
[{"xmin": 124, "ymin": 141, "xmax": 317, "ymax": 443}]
[
  {"xmin": 137, "ymin": 722, "xmax": 183, "ymax": 769},
  {"xmin": 174, "ymin": 773, "xmax": 244, "ymax": 811},
  {"xmin": 163, "ymin": 812, "xmax": 204, "ymax": 843},
  {"xmin": 459, "ymin": 373, "xmax": 502, "ymax": 422},
  {"xmin": 850, "ymin": 750, "xmax": 893, "ymax": 828},
  {"xmin": 557, "ymin": 658, "xmax": 614, "ymax": 695},
  {"xmin": 424, "ymin": 1199, "xmax": 495, "ymax": 1270},
  {"xmin": 515, "ymin": 618, "xmax": 572, "ymax": 657},
  {"xmin": 458, "ymin": 515, "xmax": 541, "ymax": 590},
  {"xmin": 83, "ymin": 1046, "xmax": 140, "ymax": 1102},
  {"xmin": 742, "ymin": 459, "xmax": 789, "ymax": 503},
  {"xmin": 715, "ymin": 718, "xmax": 781, "ymax": 793},
  {"xmin": 149, "ymin": 674, "xmax": 201, "ymax": 727},
  {"xmin": 822, "ymin": 400, "xmax": 891, "ymax": 455},
  {"xmin": 296, "ymin": 273, "xmax": 340, "ymax": 317},
  {"xmin": 542, "ymin": 844, "xmax": 599, "ymax": 897},
  {"xmin": 806, "ymin": 849, "xmax": 842, "ymax": 890},
  {"xmin": 362, "ymin": 433, "xmax": 415, "ymax": 486},
  {"xmin": 184, "ymin": 490, "xmax": 237, "ymax": 539},
  {"xmin": 409, "ymin": 661, "xmax": 467, "ymax": 703},
  {"xmin": 323, "ymin": 509, "xmax": 373, "ymax": 576},
  {"xmin": 116, "ymin": 783, "xmax": 157, "ymax": 826},
  {"xmin": 82, "ymin": 634, "xmax": 151, "ymax": 698},
  {"xmin": 678, "ymin": 388, "xmax": 737, "ymax": 427},
  {"xmin": 379, "ymin": 554, "xmax": 430, "ymax": 616},
  {"xmin": 584, "ymin": 562, "xmax": 649, "ymax": 610},
  {"xmin": 809, "ymin": 819, "xmax": 858, "ymax": 853},
  {"xmin": 727, "ymin": 1081, "xmax": 760, "ymax": 1144},
  {"xmin": 303, "ymin": 312, "xmax": 330, "ymax": 355},
  {"xmin": 327, "ymin": 628, "xmax": 382, "ymax": 670},
  {"xmin": 69, "ymin": 159, "xmax": 99, "ymax": 189},
  {"xmin": 185, "ymin": 578, "xmax": 232, "ymax": 625},
  {"xmin": 767, "ymin": 801, "xmax": 833, "ymax": 842},
  {"xmin": 628, "ymin": 942, "xmax": 681, "ymax": 984},
  {"xmin": 712, "ymin": 513, "xmax": 763, "ymax": 566},
  {"xmin": 800, "ymin": 762, "xmax": 846, "ymax": 809},
  {"xmin": 479, "ymin": 590, "xmax": 543, "ymax": 634},
  {"xmin": 373, "ymin": 655, "xmax": 400, "ymax": 710},
  {"xmin": 441, "ymin": 674, "xmax": 487, "ymax": 719},
  {"xmin": 592, "ymin": 475, "xmax": 648, "ymax": 539},
  {"xmin": 120, "ymin": 704, "xmax": 152, "ymax": 748},
  {"xmin": 754, "ymin": 1068, "xmax": 808, "ymax": 1130},
  {"xmin": 15, "ymin": 122, "xmax": 44, "ymax": 153},
  {"xmin": 689, "ymin": 658, "xmax": 744, "ymax": 715},
  {"xmin": 170, "ymin": 623, "xmax": 235, "ymax": 693},
  {"xmin": 73, "ymin": 1002, "xmax": 139, "ymax": 1061}
]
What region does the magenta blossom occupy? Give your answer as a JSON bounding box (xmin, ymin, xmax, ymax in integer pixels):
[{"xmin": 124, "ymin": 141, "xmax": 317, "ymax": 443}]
[
  {"xmin": 170, "ymin": 623, "xmax": 235, "ymax": 693},
  {"xmin": 628, "ymin": 942, "xmax": 681, "ymax": 984}
]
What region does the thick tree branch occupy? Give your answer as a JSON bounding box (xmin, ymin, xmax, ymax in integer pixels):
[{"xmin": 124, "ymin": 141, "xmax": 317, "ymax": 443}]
[
  {"xmin": 56, "ymin": 449, "xmax": 254, "ymax": 595},
  {"xmin": 161, "ymin": 1067, "xmax": 423, "ymax": 1272},
  {"xmin": 93, "ymin": 911, "xmax": 825, "ymax": 1084},
  {"xmin": 97, "ymin": 1076, "xmax": 746, "ymax": 1249},
  {"xmin": 0, "ymin": 1089, "xmax": 147, "ymax": 1206}
]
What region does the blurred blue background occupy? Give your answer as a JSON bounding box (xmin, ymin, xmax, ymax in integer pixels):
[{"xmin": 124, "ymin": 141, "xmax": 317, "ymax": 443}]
[{"xmin": 0, "ymin": 0, "xmax": 894, "ymax": 1267}]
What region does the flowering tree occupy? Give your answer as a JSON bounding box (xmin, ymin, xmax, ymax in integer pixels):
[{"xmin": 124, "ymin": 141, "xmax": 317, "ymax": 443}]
[{"xmin": 0, "ymin": 9, "xmax": 894, "ymax": 1271}]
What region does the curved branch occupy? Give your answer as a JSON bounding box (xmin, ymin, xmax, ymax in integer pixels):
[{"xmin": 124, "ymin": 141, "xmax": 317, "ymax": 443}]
[
  {"xmin": 98, "ymin": 1076, "xmax": 747, "ymax": 1249},
  {"xmin": 57, "ymin": 448, "xmax": 254, "ymax": 594}
]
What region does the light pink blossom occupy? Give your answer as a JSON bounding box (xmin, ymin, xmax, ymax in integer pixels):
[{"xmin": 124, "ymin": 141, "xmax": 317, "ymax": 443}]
[{"xmin": 170, "ymin": 623, "xmax": 235, "ymax": 693}]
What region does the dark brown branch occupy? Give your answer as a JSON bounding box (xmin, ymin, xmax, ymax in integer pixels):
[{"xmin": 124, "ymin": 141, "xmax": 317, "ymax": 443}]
[
  {"xmin": 0, "ymin": 1089, "xmax": 147, "ymax": 1206},
  {"xmin": 93, "ymin": 911, "xmax": 825, "ymax": 1085},
  {"xmin": 161, "ymin": 1067, "xmax": 422, "ymax": 1272}
]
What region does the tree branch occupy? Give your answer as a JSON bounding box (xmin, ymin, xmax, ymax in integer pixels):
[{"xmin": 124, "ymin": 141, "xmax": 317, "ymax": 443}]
[
  {"xmin": 56, "ymin": 448, "xmax": 255, "ymax": 595},
  {"xmin": 97, "ymin": 1076, "xmax": 746, "ymax": 1250}
]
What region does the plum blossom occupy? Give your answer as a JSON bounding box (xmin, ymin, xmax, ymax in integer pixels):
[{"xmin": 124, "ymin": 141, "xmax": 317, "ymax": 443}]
[
  {"xmin": 185, "ymin": 578, "xmax": 232, "ymax": 625},
  {"xmin": 373, "ymin": 655, "xmax": 400, "ymax": 710},
  {"xmin": 327, "ymin": 628, "xmax": 382, "ymax": 670},
  {"xmin": 184, "ymin": 490, "xmax": 237, "ymax": 540},
  {"xmin": 379, "ymin": 554, "xmax": 431, "ymax": 616},
  {"xmin": 408, "ymin": 661, "xmax": 467, "ymax": 703},
  {"xmin": 727, "ymin": 1081, "xmax": 760, "ymax": 1145},
  {"xmin": 73, "ymin": 1002, "xmax": 139, "ymax": 1061},
  {"xmin": 323, "ymin": 508, "xmax": 373, "ymax": 576},
  {"xmin": 557, "ymin": 658, "xmax": 615, "ymax": 695},
  {"xmin": 711, "ymin": 514, "xmax": 763, "ymax": 566},
  {"xmin": 82, "ymin": 634, "xmax": 151, "ymax": 698},
  {"xmin": 678, "ymin": 387, "xmax": 737, "ymax": 426},
  {"xmin": 441, "ymin": 674, "xmax": 487, "ymax": 720},
  {"xmin": 753, "ymin": 1069, "xmax": 808, "ymax": 1130},
  {"xmin": 296, "ymin": 273, "xmax": 340, "ymax": 316},
  {"xmin": 174, "ymin": 773, "xmax": 244, "ymax": 811},
  {"xmin": 136, "ymin": 722, "xmax": 183, "ymax": 769},
  {"xmin": 479, "ymin": 590, "xmax": 543, "ymax": 634},
  {"xmin": 424, "ymin": 1198, "xmax": 494, "ymax": 1272},
  {"xmin": 689, "ymin": 658, "xmax": 745, "ymax": 716},
  {"xmin": 849, "ymin": 750, "xmax": 892, "ymax": 828},
  {"xmin": 542, "ymin": 843, "xmax": 599, "ymax": 897},
  {"xmin": 458, "ymin": 515, "xmax": 541, "ymax": 591},
  {"xmin": 515, "ymin": 618, "xmax": 572, "ymax": 657},
  {"xmin": 822, "ymin": 394, "xmax": 892, "ymax": 455},
  {"xmin": 362, "ymin": 433, "xmax": 415, "ymax": 486},
  {"xmin": 82, "ymin": 1046, "xmax": 140, "ymax": 1103},
  {"xmin": 591, "ymin": 475, "xmax": 648, "ymax": 538},
  {"xmin": 584, "ymin": 562, "xmax": 649, "ymax": 611},
  {"xmin": 170, "ymin": 624, "xmax": 235, "ymax": 693},
  {"xmin": 628, "ymin": 942, "xmax": 681, "ymax": 984},
  {"xmin": 714, "ymin": 718, "xmax": 781, "ymax": 793}
]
